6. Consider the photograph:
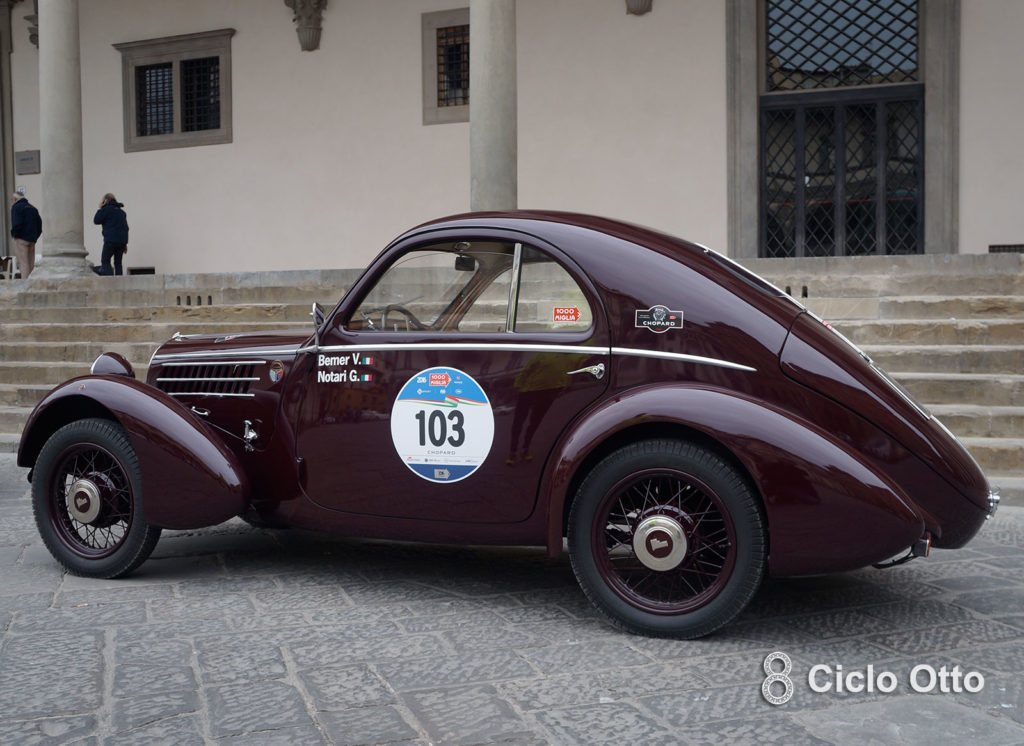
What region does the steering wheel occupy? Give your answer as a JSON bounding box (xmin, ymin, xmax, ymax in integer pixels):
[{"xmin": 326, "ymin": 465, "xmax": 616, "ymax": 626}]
[{"xmin": 381, "ymin": 304, "xmax": 426, "ymax": 331}]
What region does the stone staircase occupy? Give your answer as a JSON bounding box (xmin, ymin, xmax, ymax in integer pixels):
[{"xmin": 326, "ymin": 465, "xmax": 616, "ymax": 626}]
[
  {"xmin": 746, "ymin": 253, "xmax": 1024, "ymax": 507},
  {"xmin": 1, "ymin": 256, "xmax": 1021, "ymax": 506},
  {"xmin": 0, "ymin": 269, "xmax": 360, "ymax": 453}
]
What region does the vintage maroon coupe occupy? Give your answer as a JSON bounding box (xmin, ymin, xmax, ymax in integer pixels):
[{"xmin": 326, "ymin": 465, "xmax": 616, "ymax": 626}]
[{"xmin": 18, "ymin": 212, "xmax": 997, "ymax": 638}]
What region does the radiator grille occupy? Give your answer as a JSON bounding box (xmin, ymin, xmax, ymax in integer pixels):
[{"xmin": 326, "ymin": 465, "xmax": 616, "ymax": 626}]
[{"xmin": 155, "ymin": 361, "xmax": 261, "ymax": 397}]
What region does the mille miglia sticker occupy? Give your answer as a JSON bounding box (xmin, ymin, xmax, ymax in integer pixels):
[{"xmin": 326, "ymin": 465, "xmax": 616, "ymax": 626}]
[{"xmin": 635, "ymin": 305, "xmax": 684, "ymax": 333}]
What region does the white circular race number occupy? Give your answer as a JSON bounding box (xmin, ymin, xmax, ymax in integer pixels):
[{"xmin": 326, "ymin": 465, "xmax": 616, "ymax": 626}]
[{"xmin": 391, "ymin": 366, "xmax": 494, "ymax": 483}]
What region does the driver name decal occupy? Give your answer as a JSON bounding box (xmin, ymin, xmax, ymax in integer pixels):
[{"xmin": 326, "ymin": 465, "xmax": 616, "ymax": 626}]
[
  {"xmin": 317, "ymin": 353, "xmax": 375, "ymax": 383},
  {"xmin": 391, "ymin": 366, "xmax": 494, "ymax": 483}
]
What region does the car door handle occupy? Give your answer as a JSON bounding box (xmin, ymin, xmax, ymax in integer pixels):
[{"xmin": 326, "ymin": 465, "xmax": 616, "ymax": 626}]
[{"xmin": 567, "ymin": 363, "xmax": 605, "ymax": 380}]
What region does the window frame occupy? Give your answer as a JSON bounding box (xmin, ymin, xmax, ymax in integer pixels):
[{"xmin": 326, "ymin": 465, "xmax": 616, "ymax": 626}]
[
  {"xmin": 422, "ymin": 8, "xmax": 470, "ymax": 125},
  {"xmin": 114, "ymin": 29, "xmax": 235, "ymax": 153}
]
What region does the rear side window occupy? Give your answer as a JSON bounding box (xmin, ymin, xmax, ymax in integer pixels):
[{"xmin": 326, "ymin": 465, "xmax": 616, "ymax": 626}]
[{"xmin": 514, "ymin": 246, "xmax": 592, "ymax": 332}]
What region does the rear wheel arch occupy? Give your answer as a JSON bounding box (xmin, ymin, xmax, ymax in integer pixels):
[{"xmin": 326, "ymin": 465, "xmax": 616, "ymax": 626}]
[{"xmin": 559, "ymin": 422, "xmax": 767, "ymax": 545}]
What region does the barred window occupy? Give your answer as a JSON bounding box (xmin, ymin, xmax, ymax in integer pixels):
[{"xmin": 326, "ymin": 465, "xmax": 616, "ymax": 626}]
[
  {"xmin": 766, "ymin": 0, "xmax": 918, "ymax": 91},
  {"xmin": 135, "ymin": 63, "xmax": 173, "ymax": 136},
  {"xmin": 760, "ymin": 2, "xmax": 922, "ymax": 258},
  {"xmin": 181, "ymin": 57, "xmax": 221, "ymax": 132},
  {"xmin": 115, "ymin": 29, "xmax": 234, "ymax": 152},
  {"xmin": 437, "ymin": 25, "xmax": 469, "ymax": 107},
  {"xmin": 423, "ymin": 9, "xmax": 470, "ymax": 125}
]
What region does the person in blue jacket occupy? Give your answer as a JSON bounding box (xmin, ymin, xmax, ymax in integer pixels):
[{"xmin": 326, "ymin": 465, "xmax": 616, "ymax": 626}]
[
  {"xmin": 92, "ymin": 193, "xmax": 129, "ymax": 276},
  {"xmin": 10, "ymin": 188, "xmax": 42, "ymax": 278}
]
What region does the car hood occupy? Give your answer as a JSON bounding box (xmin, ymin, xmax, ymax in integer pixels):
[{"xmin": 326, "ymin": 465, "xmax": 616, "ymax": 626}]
[{"xmin": 149, "ymin": 329, "xmax": 313, "ymax": 365}]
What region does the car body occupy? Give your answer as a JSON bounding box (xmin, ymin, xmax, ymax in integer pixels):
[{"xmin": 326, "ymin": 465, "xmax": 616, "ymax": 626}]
[{"xmin": 18, "ymin": 211, "xmax": 998, "ymax": 638}]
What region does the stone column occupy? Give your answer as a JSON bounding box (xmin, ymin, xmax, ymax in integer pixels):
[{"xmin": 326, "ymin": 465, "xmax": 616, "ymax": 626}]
[
  {"xmin": 469, "ymin": 0, "xmax": 516, "ymax": 212},
  {"xmin": 33, "ymin": 0, "xmax": 90, "ymax": 279}
]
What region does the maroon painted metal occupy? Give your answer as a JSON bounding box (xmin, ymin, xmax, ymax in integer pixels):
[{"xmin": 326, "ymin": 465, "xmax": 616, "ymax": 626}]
[{"xmin": 18, "ymin": 210, "xmax": 994, "ymax": 635}]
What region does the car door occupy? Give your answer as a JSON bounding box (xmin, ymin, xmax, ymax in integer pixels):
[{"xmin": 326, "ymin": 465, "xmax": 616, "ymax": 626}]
[{"xmin": 292, "ymin": 236, "xmax": 609, "ymax": 523}]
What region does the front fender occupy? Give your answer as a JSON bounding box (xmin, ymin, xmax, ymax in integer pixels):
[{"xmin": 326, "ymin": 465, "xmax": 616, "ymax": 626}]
[
  {"xmin": 543, "ymin": 384, "xmax": 928, "ymax": 576},
  {"xmin": 19, "ymin": 376, "xmax": 249, "ymax": 529}
]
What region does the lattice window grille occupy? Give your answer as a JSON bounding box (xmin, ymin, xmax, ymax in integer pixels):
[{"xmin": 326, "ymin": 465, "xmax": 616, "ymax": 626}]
[
  {"xmin": 766, "ymin": 0, "xmax": 918, "ymax": 92},
  {"xmin": 437, "ymin": 25, "xmax": 469, "ymax": 107},
  {"xmin": 181, "ymin": 57, "xmax": 221, "ymax": 132},
  {"xmin": 136, "ymin": 63, "xmax": 174, "ymax": 136}
]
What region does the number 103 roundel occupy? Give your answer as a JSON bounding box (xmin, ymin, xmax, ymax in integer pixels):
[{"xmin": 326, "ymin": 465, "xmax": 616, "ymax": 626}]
[{"xmin": 391, "ymin": 367, "xmax": 495, "ymax": 483}]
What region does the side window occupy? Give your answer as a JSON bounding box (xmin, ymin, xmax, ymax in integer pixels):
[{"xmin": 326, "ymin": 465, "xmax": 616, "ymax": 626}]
[
  {"xmin": 349, "ymin": 242, "xmax": 515, "ymax": 332},
  {"xmin": 514, "ymin": 246, "xmax": 592, "ymax": 332},
  {"xmin": 348, "ymin": 241, "xmax": 593, "ymax": 334}
]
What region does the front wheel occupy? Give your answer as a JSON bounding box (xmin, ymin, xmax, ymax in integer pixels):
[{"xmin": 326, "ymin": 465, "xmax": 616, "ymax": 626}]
[
  {"xmin": 568, "ymin": 439, "xmax": 766, "ymax": 638},
  {"xmin": 32, "ymin": 418, "xmax": 161, "ymax": 578}
]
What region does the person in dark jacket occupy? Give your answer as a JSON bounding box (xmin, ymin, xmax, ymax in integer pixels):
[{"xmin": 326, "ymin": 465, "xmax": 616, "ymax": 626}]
[
  {"xmin": 10, "ymin": 188, "xmax": 42, "ymax": 279},
  {"xmin": 92, "ymin": 193, "xmax": 129, "ymax": 276}
]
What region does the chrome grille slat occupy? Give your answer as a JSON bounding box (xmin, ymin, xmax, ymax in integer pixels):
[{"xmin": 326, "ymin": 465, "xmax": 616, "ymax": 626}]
[{"xmin": 154, "ymin": 361, "xmax": 259, "ymax": 397}]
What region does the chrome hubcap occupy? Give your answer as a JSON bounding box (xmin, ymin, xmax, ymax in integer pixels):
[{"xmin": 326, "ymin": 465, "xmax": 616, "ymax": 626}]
[
  {"xmin": 67, "ymin": 479, "xmax": 101, "ymax": 524},
  {"xmin": 632, "ymin": 515, "xmax": 688, "ymax": 571}
]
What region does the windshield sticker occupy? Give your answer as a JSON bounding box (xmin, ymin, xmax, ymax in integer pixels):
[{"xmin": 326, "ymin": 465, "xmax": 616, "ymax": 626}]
[
  {"xmin": 635, "ymin": 305, "xmax": 684, "ymax": 333},
  {"xmin": 391, "ymin": 366, "xmax": 494, "ymax": 483},
  {"xmin": 317, "ymin": 352, "xmax": 375, "ymax": 383},
  {"xmin": 553, "ymin": 306, "xmax": 581, "ymax": 323}
]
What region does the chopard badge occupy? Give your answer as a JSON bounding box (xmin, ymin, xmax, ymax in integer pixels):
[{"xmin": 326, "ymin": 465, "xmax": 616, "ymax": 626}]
[{"xmin": 635, "ymin": 305, "xmax": 683, "ymax": 333}]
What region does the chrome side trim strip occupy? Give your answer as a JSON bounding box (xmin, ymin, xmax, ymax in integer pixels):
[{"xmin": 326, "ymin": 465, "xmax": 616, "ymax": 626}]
[
  {"xmin": 165, "ymin": 392, "xmax": 256, "ymax": 398},
  {"xmin": 156, "ymin": 377, "xmax": 261, "ymax": 383},
  {"xmin": 611, "ymin": 347, "xmax": 757, "ymax": 372},
  {"xmin": 151, "ymin": 342, "xmax": 754, "ymax": 372},
  {"xmin": 152, "ymin": 351, "xmax": 297, "ymax": 362},
  {"xmin": 158, "ymin": 360, "xmax": 269, "ymax": 367},
  {"xmin": 312, "ymin": 342, "xmax": 606, "ymax": 356}
]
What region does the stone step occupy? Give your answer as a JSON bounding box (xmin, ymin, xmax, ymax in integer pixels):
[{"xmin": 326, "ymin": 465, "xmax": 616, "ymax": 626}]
[
  {"xmin": 0, "ymin": 341, "xmax": 160, "ymax": 365},
  {"xmin": 0, "ymin": 384, "xmax": 53, "ymax": 408},
  {"xmin": 0, "ymin": 268, "xmax": 362, "ymax": 308},
  {"xmin": 930, "ymin": 405, "xmax": 1024, "ymax": 439},
  {"xmin": 864, "ymin": 345, "xmax": 1024, "ymax": 376},
  {"xmin": 804, "ymin": 295, "xmax": 1024, "ymax": 322},
  {"xmin": 0, "ymin": 406, "xmax": 29, "ymax": 433},
  {"xmin": 0, "ymin": 302, "xmax": 318, "ymax": 325},
  {"xmin": 959, "ymin": 438, "xmax": 1023, "ymax": 474},
  {"xmin": 834, "ymin": 319, "xmax": 1024, "ymax": 346},
  {"xmin": 745, "ymin": 253, "xmax": 1024, "ymax": 299},
  {"xmin": 0, "ymin": 362, "xmax": 91, "ymax": 385},
  {"xmin": 878, "ymin": 295, "xmax": 1024, "ymax": 320},
  {"xmin": 0, "ymin": 321, "xmax": 310, "ymax": 343},
  {"xmin": 895, "ymin": 373, "xmax": 1024, "ymax": 408}
]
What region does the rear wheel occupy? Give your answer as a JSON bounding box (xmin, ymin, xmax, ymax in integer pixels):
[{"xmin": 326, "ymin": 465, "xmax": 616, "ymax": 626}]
[
  {"xmin": 568, "ymin": 439, "xmax": 765, "ymax": 638},
  {"xmin": 32, "ymin": 418, "xmax": 161, "ymax": 578}
]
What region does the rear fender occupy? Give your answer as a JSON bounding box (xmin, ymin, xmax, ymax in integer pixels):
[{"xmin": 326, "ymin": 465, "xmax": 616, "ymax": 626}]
[
  {"xmin": 18, "ymin": 376, "xmax": 248, "ymax": 529},
  {"xmin": 543, "ymin": 384, "xmax": 928, "ymax": 575}
]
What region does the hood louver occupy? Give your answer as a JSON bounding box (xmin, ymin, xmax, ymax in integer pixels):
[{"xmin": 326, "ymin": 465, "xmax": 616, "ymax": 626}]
[{"xmin": 155, "ymin": 361, "xmax": 263, "ymax": 397}]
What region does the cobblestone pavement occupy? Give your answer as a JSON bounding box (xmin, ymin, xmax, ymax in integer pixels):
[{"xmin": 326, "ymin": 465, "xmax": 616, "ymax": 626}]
[{"xmin": 1, "ymin": 452, "xmax": 1022, "ymax": 745}]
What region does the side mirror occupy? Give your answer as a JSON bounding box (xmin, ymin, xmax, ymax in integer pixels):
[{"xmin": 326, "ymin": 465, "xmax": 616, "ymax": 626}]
[{"xmin": 311, "ymin": 302, "xmax": 325, "ymax": 347}]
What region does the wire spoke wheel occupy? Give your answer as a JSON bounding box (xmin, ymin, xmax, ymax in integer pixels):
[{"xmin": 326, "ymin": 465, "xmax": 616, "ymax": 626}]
[
  {"xmin": 595, "ymin": 469, "xmax": 737, "ymax": 614},
  {"xmin": 50, "ymin": 443, "xmax": 133, "ymax": 559},
  {"xmin": 569, "ymin": 440, "xmax": 765, "ymax": 638},
  {"xmin": 32, "ymin": 418, "xmax": 161, "ymax": 578}
]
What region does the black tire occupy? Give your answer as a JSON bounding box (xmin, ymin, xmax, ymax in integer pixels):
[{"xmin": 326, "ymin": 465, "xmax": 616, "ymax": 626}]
[
  {"xmin": 32, "ymin": 418, "xmax": 161, "ymax": 578},
  {"xmin": 568, "ymin": 439, "xmax": 766, "ymax": 638}
]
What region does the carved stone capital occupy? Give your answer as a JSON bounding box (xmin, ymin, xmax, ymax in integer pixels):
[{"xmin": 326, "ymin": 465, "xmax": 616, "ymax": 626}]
[
  {"xmin": 284, "ymin": 0, "xmax": 327, "ymax": 51},
  {"xmin": 625, "ymin": 0, "xmax": 653, "ymax": 15}
]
